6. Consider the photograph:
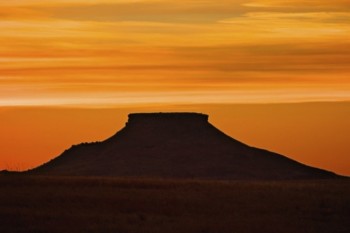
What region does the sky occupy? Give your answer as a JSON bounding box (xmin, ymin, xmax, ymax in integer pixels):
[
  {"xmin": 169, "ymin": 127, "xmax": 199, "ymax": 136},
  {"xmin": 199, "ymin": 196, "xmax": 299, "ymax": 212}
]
[{"xmin": 0, "ymin": 0, "xmax": 349, "ymax": 175}]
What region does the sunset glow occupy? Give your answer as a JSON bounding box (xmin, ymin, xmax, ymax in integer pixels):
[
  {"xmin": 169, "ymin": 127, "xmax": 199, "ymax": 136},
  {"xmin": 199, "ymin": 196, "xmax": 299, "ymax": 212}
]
[{"xmin": 0, "ymin": 0, "xmax": 349, "ymax": 174}]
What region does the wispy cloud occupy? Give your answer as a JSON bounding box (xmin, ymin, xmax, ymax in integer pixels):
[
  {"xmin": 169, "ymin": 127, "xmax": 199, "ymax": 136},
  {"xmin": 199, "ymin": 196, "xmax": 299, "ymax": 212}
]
[{"xmin": 0, "ymin": 0, "xmax": 349, "ymax": 107}]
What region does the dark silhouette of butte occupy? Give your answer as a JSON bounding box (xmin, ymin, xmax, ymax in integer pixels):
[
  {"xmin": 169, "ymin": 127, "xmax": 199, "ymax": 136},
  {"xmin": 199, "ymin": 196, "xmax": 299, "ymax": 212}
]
[{"xmin": 27, "ymin": 113, "xmax": 339, "ymax": 179}]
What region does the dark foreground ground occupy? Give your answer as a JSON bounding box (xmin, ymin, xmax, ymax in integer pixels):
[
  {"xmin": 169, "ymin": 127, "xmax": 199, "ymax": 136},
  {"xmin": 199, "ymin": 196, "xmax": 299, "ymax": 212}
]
[{"xmin": 0, "ymin": 176, "xmax": 349, "ymax": 233}]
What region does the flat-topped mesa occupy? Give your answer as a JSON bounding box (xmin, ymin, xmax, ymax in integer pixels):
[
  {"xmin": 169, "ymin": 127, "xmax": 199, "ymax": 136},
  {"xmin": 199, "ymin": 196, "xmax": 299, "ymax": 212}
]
[
  {"xmin": 27, "ymin": 112, "xmax": 341, "ymax": 179},
  {"xmin": 126, "ymin": 113, "xmax": 209, "ymax": 128}
]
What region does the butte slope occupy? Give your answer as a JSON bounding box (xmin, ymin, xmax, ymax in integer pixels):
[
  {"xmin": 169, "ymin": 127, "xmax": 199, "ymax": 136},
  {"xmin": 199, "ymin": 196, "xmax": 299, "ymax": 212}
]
[{"xmin": 28, "ymin": 113, "xmax": 339, "ymax": 179}]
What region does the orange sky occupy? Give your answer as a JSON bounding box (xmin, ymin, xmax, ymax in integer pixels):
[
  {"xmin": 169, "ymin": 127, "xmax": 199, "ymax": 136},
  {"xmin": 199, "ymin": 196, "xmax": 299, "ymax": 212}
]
[{"xmin": 0, "ymin": 0, "xmax": 349, "ymax": 175}]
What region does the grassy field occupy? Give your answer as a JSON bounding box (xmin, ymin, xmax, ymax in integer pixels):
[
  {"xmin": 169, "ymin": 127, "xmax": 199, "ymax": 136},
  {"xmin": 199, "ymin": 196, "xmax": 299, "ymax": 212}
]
[{"xmin": 0, "ymin": 176, "xmax": 349, "ymax": 233}]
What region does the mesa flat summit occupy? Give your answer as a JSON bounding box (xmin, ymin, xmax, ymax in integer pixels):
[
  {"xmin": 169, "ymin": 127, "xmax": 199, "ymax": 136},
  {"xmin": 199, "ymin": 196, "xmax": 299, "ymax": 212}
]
[{"xmin": 28, "ymin": 113, "xmax": 339, "ymax": 179}]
